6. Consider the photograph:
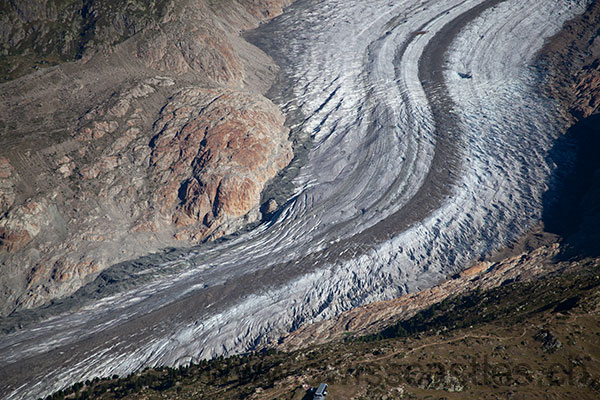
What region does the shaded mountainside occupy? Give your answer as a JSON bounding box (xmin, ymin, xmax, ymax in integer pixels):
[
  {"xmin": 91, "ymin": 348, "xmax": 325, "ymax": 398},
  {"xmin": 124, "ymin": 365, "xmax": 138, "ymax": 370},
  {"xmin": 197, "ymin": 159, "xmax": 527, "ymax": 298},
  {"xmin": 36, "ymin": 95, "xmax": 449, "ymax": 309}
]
[
  {"xmin": 538, "ymin": 0, "xmax": 600, "ymax": 259},
  {"xmin": 540, "ymin": 0, "xmax": 600, "ymax": 121},
  {"xmin": 0, "ymin": 0, "xmax": 293, "ymax": 316}
]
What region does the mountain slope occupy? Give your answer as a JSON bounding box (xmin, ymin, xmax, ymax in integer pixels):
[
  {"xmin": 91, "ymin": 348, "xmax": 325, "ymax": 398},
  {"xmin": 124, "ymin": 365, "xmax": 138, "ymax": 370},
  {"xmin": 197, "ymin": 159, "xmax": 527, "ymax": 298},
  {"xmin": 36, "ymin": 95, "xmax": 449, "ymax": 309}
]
[{"xmin": 0, "ymin": 0, "xmax": 293, "ymax": 316}]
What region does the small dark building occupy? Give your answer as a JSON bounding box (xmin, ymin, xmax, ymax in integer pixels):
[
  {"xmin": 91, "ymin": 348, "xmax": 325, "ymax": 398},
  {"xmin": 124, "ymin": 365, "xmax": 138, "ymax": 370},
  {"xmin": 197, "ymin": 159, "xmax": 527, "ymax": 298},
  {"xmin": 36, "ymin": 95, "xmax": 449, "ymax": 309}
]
[{"xmin": 313, "ymin": 383, "xmax": 328, "ymax": 399}]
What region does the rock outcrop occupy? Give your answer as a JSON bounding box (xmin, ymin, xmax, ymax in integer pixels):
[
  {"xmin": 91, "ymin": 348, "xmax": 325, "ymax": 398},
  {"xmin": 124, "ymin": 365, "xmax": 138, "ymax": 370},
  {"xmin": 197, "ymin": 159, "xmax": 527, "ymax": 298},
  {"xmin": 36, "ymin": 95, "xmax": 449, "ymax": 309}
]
[
  {"xmin": 541, "ymin": 0, "xmax": 600, "ymax": 119},
  {"xmin": 572, "ymin": 58, "xmax": 600, "ymax": 118},
  {"xmin": 149, "ymin": 87, "xmax": 291, "ymax": 240},
  {"xmin": 0, "ymin": 0, "xmax": 292, "ymax": 315}
]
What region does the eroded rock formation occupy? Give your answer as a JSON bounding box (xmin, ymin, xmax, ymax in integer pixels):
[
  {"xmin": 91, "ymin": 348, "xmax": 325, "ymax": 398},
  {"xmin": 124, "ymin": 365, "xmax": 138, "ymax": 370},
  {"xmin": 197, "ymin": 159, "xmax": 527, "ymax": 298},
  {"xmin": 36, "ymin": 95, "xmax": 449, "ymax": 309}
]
[
  {"xmin": 149, "ymin": 87, "xmax": 291, "ymax": 240},
  {"xmin": 0, "ymin": 0, "xmax": 292, "ymax": 315}
]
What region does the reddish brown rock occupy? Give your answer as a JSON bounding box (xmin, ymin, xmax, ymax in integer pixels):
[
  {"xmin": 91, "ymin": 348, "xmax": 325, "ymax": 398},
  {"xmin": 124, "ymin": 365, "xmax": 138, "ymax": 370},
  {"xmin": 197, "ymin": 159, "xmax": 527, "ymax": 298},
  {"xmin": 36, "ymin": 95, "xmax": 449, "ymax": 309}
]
[
  {"xmin": 541, "ymin": 1, "xmax": 600, "ymax": 120},
  {"xmin": 149, "ymin": 87, "xmax": 292, "ymax": 240},
  {"xmin": 0, "ymin": 200, "xmax": 46, "ymax": 252},
  {"xmin": 0, "ymin": 157, "xmax": 13, "ymax": 179},
  {"xmin": 572, "ymin": 59, "xmax": 600, "ymax": 118},
  {"xmin": 0, "ymin": 228, "xmax": 32, "ymax": 253}
]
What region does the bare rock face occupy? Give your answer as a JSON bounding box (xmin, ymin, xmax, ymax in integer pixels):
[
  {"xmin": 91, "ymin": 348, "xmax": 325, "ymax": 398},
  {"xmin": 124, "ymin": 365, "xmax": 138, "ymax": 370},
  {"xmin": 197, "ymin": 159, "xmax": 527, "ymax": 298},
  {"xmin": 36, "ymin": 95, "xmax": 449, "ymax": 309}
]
[
  {"xmin": 262, "ymin": 198, "xmax": 279, "ymax": 215},
  {"xmin": 137, "ymin": 24, "xmax": 243, "ymax": 83},
  {"xmin": 572, "ymin": 58, "xmax": 600, "ymax": 118},
  {"xmin": 541, "ymin": 1, "xmax": 600, "ymax": 120},
  {"xmin": 0, "ymin": 0, "xmax": 293, "ymax": 315},
  {"xmin": 149, "ymin": 87, "xmax": 292, "ymax": 240},
  {"xmin": 0, "ymin": 199, "xmax": 46, "ymax": 253},
  {"xmin": 0, "ymin": 157, "xmax": 16, "ymax": 212}
]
